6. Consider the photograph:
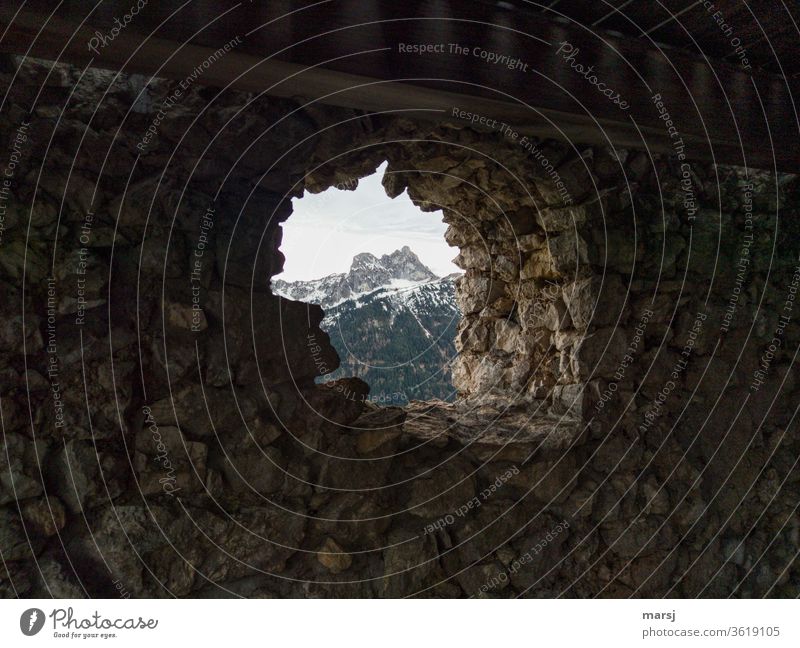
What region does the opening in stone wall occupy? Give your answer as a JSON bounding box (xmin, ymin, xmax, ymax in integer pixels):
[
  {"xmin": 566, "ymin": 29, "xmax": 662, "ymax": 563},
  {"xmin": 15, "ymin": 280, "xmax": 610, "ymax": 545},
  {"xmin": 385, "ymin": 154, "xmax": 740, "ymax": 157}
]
[
  {"xmin": 2, "ymin": 0, "xmax": 799, "ymax": 610},
  {"xmin": 272, "ymin": 162, "xmax": 462, "ymax": 405}
]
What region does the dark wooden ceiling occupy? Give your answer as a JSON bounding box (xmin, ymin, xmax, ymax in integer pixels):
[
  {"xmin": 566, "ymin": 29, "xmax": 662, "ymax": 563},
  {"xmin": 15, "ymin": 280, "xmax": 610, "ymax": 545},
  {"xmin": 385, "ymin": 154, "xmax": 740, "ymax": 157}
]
[
  {"xmin": 529, "ymin": 0, "xmax": 799, "ymax": 76},
  {"xmin": 1, "ymin": 1, "xmax": 798, "ymax": 171}
]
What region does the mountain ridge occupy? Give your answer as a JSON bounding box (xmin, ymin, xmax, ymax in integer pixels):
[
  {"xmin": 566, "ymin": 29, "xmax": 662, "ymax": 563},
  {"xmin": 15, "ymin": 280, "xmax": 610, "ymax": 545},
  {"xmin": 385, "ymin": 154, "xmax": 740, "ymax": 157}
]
[
  {"xmin": 272, "ymin": 245, "xmax": 439, "ymax": 308},
  {"xmin": 272, "ymin": 247, "xmax": 461, "ymax": 402}
]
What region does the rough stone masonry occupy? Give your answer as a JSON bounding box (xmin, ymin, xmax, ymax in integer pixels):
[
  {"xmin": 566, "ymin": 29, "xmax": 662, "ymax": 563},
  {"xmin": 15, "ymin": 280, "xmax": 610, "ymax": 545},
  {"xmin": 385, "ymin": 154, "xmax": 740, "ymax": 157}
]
[{"xmin": 0, "ymin": 56, "xmax": 798, "ymax": 598}]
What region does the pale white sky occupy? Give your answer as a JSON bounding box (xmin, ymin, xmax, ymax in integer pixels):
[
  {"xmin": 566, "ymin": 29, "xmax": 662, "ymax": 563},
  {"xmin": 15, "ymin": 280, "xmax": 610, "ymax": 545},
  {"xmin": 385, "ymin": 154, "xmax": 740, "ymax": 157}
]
[{"xmin": 279, "ymin": 163, "xmax": 460, "ymax": 282}]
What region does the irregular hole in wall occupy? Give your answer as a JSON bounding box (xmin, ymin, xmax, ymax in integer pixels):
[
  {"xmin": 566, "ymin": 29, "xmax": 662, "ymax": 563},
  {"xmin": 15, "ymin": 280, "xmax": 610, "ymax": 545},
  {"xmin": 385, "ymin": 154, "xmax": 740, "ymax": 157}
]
[
  {"xmin": 266, "ymin": 133, "xmax": 596, "ymax": 418},
  {"xmin": 272, "ymin": 162, "xmax": 463, "ymax": 405}
]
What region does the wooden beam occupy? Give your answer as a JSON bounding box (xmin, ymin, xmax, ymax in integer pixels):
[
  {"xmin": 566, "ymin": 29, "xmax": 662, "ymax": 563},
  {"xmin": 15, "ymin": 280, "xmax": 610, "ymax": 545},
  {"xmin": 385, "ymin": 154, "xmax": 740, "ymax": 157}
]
[{"xmin": 0, "ymin": 1, "xmax": 796, "ymax": 172}]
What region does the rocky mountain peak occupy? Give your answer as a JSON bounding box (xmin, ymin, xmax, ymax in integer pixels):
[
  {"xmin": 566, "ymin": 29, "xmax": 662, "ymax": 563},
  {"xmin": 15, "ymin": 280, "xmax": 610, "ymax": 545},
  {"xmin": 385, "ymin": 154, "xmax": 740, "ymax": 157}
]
[
  {"xmin": 350, "ymin": 252, "xmax": 380, "ymax": 271},
  {"xmin": 378, "ymin": 246, "xmax": 438, "ymax": 282},
  {"xmin": 273, "ymin": 247, "xmax": 443, "ymax": 308}
]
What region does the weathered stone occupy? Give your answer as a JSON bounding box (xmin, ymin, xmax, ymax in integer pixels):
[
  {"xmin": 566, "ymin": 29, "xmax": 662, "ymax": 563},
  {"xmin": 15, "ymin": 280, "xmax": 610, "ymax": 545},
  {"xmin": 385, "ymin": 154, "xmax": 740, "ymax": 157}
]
[
  {"xmin": 543, "ymin": 298, "xmax": 571, "ymax": 331},
  {"xmin": 570, "ymin": 327, "xmax": 628, "ymax": 379},
  {"xmin": 601, "ymin": 517, "xmax": 673, "ymax": 559},
  {"xmin": 165, "ymin": 300, "xmax": 207, "ymax": 332},
  {"xmin": 134, "ymin": 425, "xmax": 207, "ymax": 496},
  {"xmin": 406, "ymin": 461, "xmax": 476, "ymax": 519},
  {"xmin": 520, "ymin": 251, "xmax": 556, "ymax": 280},
  {"xmin": 456, "ymin": 561, "xmax": 509, "ymax": 596},
  {"xmin": 47, "ymin": 441, "xmax": 100, "ymax": 514},
  {"xmin": 144, "ymin": 384, "xmax": 268, "ymax": 441},
  {"xmin": 504, "ymin": 209, "xmax": 538, "ymax": 236},
  {"xmin": 493, "ymin": 319, "xmax": 520, "ymax": 353},
  {"xmin": 0, "ymin": 314, "xmax": 43, "ymax": 354},
  {"xmin": 316, "ymin": 537, "xmax": 352, "ymax": 574},
  {"xmin": 380, "ymin": 528, "xmax": 440, "ymax": 598},
  {"xmin": 30, "ymin": 557, "xmax": 86, "ymax": 598},
  {"xmin": 563, "ymin": 274, "xmax": 625, "ymax": 330},
  {"xmin": 536, "ymin": 203, "xmax": 589, "ymax": 232},
  {"xmin": 547, "ymin": 232, "xmax": 589, "ymax": 275},
  {"xmin": 356, "ymin": 428, "xmax": 402, "ymax": 455},
  {"xmin": 219, "ymin": 445, "xmax": 284, "ymax": 495},
  {"xmin": 517, "ymin": 232, "xmax": 546, "ymax": 251},
  {"xmin": 454, "ymin": 245, "xmax": 490, "ymax": 271},
  {"xmin": 0, "ymin": 433, "xmax": 43, "ymax": 505},
  {"xmin": 1, "ymin": 56, "xmax": 796, "ymax": 601},
  {"xmin": 456, "ymin": 272, "xmax": 506, "ymax": 314},
  {"xmin": 456, "ymin": 319, "xmax": 491, "ymax": 353},
  {"xmin": 510, "ymin": 455, "xmax": 578, "ymax": 503},
  {"xmin": 0, "ymin": 507, "xmax": 43, "ymax": 561},
  {"xmin": 20, "ymin": 496, "xmax": 66, "ymax": 537}
]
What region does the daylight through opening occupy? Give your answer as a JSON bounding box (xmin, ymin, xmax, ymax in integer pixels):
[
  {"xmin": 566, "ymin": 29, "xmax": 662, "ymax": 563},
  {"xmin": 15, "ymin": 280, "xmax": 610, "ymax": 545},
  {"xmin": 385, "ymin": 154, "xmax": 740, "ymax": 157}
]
[{"xmin": 273, "ymin": 163, "xmax": 463, "ymax": 405}]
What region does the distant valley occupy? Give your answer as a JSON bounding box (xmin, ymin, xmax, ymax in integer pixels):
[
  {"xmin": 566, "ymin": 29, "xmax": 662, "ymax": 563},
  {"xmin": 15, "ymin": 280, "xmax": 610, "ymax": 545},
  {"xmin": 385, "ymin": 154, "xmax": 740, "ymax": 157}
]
[{"xmin": 272, "ymin": 247, "xmax": 461, "ymax": 403}]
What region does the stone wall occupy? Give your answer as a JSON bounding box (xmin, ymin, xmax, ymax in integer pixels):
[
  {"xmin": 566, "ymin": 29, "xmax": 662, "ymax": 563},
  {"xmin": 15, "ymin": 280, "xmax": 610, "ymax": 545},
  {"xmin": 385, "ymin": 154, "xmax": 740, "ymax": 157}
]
[{"xmin": 1, "ymin": 56, "xmax": 798, "ymax": 598}]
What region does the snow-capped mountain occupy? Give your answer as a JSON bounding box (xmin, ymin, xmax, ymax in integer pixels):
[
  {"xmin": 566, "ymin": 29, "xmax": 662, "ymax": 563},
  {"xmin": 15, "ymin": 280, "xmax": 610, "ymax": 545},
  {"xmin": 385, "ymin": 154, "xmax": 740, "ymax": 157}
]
[
  {"xmin": 272, "ymin": 246, "xmax": 438, "ymax": 309},
  {"xmin": 272, "ymin": 248, "xmax": 461, "ymax": 403}
]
